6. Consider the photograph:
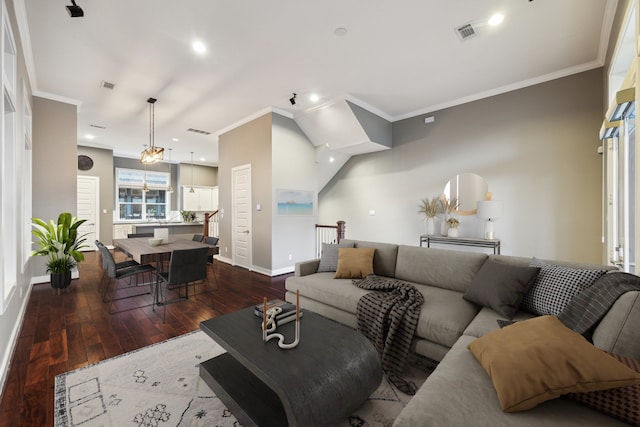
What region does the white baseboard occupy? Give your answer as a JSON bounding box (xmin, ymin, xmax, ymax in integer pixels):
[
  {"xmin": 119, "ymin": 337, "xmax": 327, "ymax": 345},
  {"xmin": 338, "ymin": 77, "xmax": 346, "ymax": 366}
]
[
  {"xmin": 31, "ymin": 269, "xmax": 80, "ymax": 285},
  {"xmin": 213, "ymin": 256, "xmax": 293, "ymax": 277},
  {"xmin": 0, "ymin": 282, "xmax": 33, "ymax": 399}
]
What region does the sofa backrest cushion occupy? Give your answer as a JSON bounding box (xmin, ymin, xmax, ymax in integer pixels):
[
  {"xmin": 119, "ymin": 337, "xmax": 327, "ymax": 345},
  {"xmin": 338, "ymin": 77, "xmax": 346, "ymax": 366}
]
[
  {"xmin": 343, "ymin": 240, "xmax": 399, "ymax": 277},
  {"xmin": 487, "ymin": 254, "xmax": 618, "ymax": 272},
  {"xmin": 395, "ymin": 245, "xmax": 487, "ymax": 292},
  {"xmin": 592, "ymin": 291, "xmax": 640, "ymax": 359}
]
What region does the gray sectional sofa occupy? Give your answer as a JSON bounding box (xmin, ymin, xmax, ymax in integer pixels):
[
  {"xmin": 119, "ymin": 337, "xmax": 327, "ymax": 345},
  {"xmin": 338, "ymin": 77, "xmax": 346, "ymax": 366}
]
[{"xmin": 284, "ymin": 239, "xmax": 640, "ymax": 426}]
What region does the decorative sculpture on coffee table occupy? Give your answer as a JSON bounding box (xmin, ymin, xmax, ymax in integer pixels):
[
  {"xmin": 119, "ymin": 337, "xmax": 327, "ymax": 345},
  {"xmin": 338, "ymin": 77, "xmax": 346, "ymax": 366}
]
[{"xmin": 261, "ymin": 290, "xmax": 301, "ymax": 349}]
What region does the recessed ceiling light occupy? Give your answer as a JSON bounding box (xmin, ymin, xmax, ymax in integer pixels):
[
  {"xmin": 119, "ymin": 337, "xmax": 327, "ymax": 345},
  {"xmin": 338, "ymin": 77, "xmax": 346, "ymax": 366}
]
[
  {"xmin": 310, "ymin": 93, "xmax": 320, "ymax": 102},
  {"xmin": 329, "ymin": 157, "xmax": 335, "ymax": 163},
  {"xmin": 85, "ymin": 134, "xmax": 95, "ymax": 140},
  {"xmin": 192, "ymin": 40, "xmax": 207, "ymax": 54},
  {"xmin": 334, "ymin": 27, "xmax": 348, "ymax": 37},
  {"xmin": 488, "ymin": 13, "xmax": 504, "ymax": 26},
  {"xmin": 200, "ymin": 157, "xmax": 205, "ymax": 161},
  {"xmin": 172, "ymin": 138, "xmax": 180, "ymax": 142}
]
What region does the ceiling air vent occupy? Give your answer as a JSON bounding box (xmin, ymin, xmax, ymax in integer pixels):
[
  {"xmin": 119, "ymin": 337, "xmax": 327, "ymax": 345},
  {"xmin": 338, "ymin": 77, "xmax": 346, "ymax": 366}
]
[
  {"xmin": 100, "ymin": 80, "xmax": 115, "ymax": 90},
  {"xmin": 89, "ymin": 124, "xmax": 106, "ymax": 129},
  {"xmin": 187, "ymin": 127, "xmax": 212, "ymax": 135},
  {"xmin": 455, "ymin": 23, "xmax": 476, "ymax": 41}
]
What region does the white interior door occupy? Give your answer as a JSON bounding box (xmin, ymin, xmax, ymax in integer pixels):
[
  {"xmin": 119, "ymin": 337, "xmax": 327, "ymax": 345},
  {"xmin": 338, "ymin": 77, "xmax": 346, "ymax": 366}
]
[
  {"xmin": 232, "ymin": 164, "xmax": 252, "ymax": 269},
  {"xmin": 77, "ymin": 175, "xmax": 99, "ymax": 251}
]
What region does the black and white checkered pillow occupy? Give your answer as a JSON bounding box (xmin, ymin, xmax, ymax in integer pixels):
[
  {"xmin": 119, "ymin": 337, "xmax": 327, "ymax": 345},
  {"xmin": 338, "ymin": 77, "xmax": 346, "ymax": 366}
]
[{"xmin": 521, "ymin": 258, "xmax": 608, "ymax": 316}]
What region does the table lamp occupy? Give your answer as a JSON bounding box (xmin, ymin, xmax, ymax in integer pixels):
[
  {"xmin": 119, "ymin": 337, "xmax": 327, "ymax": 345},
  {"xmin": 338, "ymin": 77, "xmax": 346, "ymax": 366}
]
[{"xmin": 477, "ymin": 200, "xmax": 503, "ymax": 240}]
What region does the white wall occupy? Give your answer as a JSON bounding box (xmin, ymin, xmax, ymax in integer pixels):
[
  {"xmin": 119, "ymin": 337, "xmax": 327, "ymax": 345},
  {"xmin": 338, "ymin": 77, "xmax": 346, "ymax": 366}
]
[
  {"xmin": 0, "ymin": 0, "xmax": 35, "ymax": 397},
  {"xmin": 319, "ymin": 69, "xmax": 604, "ymax": 264},
  {"xmin": 271, "ymin": 114, "xmax": 317, "ymax": 273}
]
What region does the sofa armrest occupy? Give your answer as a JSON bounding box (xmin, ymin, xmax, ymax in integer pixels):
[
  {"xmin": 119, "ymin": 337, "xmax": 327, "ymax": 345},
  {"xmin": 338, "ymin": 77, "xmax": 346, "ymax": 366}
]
[
  {"xmin": 592, "ymin": 290, "xmax": 640, "ymax": 359},
  {"xmin": 295, "ymin": 259, "xmax": 320, "ymax": 277}
]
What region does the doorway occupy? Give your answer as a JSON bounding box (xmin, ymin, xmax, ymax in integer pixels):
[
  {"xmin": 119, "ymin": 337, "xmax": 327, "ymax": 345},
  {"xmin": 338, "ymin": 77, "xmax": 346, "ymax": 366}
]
[
  {"xmin": 77, "ymin": 175, "xmax": 99, "ymax": 251},
  {"xmin": 232, "ymin": 164, "xmax": 252, "ymax": 269}
]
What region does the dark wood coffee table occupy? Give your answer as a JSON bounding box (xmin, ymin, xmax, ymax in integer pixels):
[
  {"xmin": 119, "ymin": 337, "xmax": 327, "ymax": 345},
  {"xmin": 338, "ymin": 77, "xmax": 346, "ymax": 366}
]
[{"xmin": 199, "ymin": 307, "xmax": 382, "ymax": 427}]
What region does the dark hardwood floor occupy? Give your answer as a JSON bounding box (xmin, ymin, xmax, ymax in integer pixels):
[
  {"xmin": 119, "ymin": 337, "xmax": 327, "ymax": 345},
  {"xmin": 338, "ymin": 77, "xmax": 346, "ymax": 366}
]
[{"xmin": 0, "ymin": 250, "xmax": 289, "ymax": 427}]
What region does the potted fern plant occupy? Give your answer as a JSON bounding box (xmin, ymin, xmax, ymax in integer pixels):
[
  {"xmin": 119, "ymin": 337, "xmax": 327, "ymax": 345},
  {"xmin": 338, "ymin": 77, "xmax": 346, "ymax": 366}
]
[{"xmin": 32, "ymin": 212, "xmax": 89, "ymax": 293}]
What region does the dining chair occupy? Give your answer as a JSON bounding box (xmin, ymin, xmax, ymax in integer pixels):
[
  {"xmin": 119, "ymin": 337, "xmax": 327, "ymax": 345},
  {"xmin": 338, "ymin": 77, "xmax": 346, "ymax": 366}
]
[
  {"xmin": 155, "ymin": 246, "xmax": 209, "ymax": 322},
  {"xmin": 192, "ymin": 234, "xmax": 204, "ymax": 242},
  {"xmin": 204, "ymin": 236, "xmax": 219, "ymax": 246},
  {"xmin": 203, "ymin": 236, "xmax": 220, "ymax": 288},
  {"xmin": 95, "ymin": 240, "xmax": 139, "ymax": 293},
  {"xmin": 99, "ymin": 244, "xmax": 156, "ymax": 314}
]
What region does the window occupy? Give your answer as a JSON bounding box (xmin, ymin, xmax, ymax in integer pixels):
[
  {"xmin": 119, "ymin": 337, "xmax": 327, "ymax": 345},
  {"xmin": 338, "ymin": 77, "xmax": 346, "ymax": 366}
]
[
  {"xmin": 116, "ymin": 168, "xmax": 170, "ymax": 221},
  {"xmin": 0, "ymin": 3, "xmax": 17, "ymax": 313}
]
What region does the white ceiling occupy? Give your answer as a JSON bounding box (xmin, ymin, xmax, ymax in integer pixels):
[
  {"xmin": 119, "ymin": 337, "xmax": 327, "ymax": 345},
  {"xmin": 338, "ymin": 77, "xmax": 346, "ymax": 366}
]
[{"xmin": 21, "ymin": 0, "xmax": 617, "ymax": 166}]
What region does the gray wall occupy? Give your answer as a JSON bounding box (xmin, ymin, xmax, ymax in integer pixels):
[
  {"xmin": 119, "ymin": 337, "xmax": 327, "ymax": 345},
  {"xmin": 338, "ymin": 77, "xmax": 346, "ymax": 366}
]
[
  {"xmin": 32, "ymin": 96, "xmax": 78, "ymax": 274},
  {"xmin": 78, "ymin": 146, "xmax": 114, "ymax": 245},
  {"xmin": 271, "ymin": 114, "xmax": 317, "ymax": 272},
  {"xmin": 219, "ymin": 113, "xmax": 273, "ymax": 271},
  {"xmin": 319, "ymin": 69, "xmax": 604, "ymax": 264}
]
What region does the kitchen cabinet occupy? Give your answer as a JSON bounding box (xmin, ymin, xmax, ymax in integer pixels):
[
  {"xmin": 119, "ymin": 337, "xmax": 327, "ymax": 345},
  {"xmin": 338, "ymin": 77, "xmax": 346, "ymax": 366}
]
[
  {"xmin": 113, "ymin": 224, "xmax": 133, "ymax": 239},
  {"xmin": 183, "ymin": 186, "xmax": 218, "ymax": 211}
]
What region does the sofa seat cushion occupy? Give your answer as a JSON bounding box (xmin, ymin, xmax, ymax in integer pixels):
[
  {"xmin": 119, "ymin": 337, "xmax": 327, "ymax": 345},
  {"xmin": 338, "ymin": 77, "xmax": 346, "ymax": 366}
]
[
  {"xmin": 287, "ymin": 274, "xmax": 477, "ymax": 349},
  {"xmin": 393, "ymin": 335, "xmax": 632, "ymax": 427},
  {"xmin": 285, "ymin": 273, "xmax": 370, "ymax": 314},
  {"xmin": 412, "ymin": 283, "xmax": 479, "ymax": 347},
  {"xmin": 463, "ymin": 307, "xmax": 535, "ymax": 338}
]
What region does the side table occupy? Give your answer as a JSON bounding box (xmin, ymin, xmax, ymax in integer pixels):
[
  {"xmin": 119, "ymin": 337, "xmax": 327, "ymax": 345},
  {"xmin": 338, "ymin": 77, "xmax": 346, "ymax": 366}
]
[{"xmin": 420, "ymin": 235, "xmax": 501, "ymax": 254}]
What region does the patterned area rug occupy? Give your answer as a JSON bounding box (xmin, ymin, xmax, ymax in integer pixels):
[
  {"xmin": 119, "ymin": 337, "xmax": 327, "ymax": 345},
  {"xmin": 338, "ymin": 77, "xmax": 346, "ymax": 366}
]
[{"xmin": 55, "ymin": 331, "xmax": 436, "ymax": 427}]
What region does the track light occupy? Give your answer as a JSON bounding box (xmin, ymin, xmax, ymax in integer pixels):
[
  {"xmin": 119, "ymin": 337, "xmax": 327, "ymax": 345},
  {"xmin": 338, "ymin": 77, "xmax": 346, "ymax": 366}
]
[
  {"xmin": 66, "ymin": 0, "xmax": 84, "ymax": 17},
  {"xmin": 289, "ymin": 93, "xmax": 297, "ymax": 106}
]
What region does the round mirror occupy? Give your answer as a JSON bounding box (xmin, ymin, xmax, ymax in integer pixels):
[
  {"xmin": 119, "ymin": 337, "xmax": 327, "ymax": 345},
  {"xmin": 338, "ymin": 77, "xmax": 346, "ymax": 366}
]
[{"xmin": 443, "ymin": 173, "xmax": 489, "ymax": 216}]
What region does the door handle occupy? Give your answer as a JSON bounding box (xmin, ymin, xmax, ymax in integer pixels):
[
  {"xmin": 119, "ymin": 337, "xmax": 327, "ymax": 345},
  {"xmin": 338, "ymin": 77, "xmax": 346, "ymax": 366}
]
[{"xmin": 243, "ymin": 230, "xmax": 250, "ymax": 234}]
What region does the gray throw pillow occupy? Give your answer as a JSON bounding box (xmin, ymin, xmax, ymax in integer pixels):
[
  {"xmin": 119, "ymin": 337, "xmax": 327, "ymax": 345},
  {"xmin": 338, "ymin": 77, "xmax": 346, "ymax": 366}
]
[
  {"xmin": 521, "ymin": 258, "xmax": 608, "ymax": 316},
  {"xmin": 463, "ymin": 259, "xmax": 540, "ymax": 319},
  {"xmin": 317, "ymin": 241, "xmax": 355, "ymax": 272}
]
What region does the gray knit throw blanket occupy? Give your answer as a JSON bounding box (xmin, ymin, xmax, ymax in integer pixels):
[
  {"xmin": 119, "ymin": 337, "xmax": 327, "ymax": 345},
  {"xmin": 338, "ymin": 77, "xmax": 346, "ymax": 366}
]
[
  {"xmin": 558, "ymin": 271, "xmax": 640, "ymax": 336},
  {"xmin": 354, "ymin": 275, "xmax": 424, "ymax": 395}
]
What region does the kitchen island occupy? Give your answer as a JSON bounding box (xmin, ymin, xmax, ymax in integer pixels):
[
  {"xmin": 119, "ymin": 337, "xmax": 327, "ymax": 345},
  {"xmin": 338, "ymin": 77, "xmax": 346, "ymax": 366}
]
[{"xmin": 113, "ymin": 222, "xmax": 205, "ymax": 240}]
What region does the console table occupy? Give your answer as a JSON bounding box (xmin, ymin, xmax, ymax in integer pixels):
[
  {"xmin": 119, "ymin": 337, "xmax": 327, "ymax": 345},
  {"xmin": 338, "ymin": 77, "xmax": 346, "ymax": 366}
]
[{"xmin": 420, "ymin": 235, "xmax": 501, "ymax": 254}]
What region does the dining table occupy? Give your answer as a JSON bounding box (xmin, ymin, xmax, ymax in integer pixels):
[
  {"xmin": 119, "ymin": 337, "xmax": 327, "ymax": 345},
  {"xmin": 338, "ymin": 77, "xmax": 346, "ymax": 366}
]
[
  {"xmin": 112, "ymin": 236, "xmax": 219, "ymax": 309},
  {"xmin": 112, "ymin": 236, "xmax": 218, "ymax": 265}
]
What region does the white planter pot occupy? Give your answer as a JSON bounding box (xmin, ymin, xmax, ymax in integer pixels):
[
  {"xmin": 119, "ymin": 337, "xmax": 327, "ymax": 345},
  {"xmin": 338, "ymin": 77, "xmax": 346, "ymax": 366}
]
[
  {"xmin": 440, "ymin": 216, "xmax": 449, "ymax": 236},
  {"xmin": 426, "ymin": 217, "xmax": 436, "ymax": 235},
  {"xmin": 447, "ymin": 228, "xmax": 459, "ymax": 238}
]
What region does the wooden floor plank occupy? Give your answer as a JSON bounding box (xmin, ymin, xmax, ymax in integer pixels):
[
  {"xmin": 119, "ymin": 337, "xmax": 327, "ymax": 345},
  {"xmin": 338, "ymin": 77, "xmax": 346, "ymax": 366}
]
[{"xmin": 0, "ymin": 250, "xmax": 288, "ymax": 426}]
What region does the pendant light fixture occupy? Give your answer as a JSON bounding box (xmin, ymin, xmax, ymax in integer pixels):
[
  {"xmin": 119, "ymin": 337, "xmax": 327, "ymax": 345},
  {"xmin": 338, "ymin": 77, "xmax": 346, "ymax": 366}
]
[
  {"xmin": 142, "ymin": 161, "xmax": 149, "ymax": 193},
  {"xmin": 140, "ymin": 97, "xmax": 164, "ymax": 164},
  {"xmin": 189, "ymin": 152, "xmax": 196, "ymax": 193},
  {"xmin": 166, "ymin": 148, "xmax": 174, "ymax": 193}
]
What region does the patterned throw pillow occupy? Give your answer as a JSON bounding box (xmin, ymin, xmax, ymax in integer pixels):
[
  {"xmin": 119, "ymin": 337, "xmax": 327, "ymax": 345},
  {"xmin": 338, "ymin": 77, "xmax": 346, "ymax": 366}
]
[
  {"xmin": 520, "ymin": 258, "xmax": 607, "ymax": 316},
  {"xmin": 317, "ymin": 241, "xmax": 355, "ymax": 272},
  {"xmin": 567, "ymin": 352, "xmax": 640, "ymax": 426}
]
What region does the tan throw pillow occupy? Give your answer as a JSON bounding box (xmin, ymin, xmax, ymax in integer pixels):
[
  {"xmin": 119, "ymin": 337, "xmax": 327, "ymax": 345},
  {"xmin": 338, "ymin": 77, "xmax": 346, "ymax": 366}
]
[
  {"xmin": 335, "ymin": 248, "xmax": 375, "ymax": 279},
  {"xmin": 467, "ymin": 315, "xmax": 640, "ymax": 412}
]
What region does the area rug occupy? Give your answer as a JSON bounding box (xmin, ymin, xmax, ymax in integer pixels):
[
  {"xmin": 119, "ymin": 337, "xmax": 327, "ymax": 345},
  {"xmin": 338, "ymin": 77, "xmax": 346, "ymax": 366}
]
[{"xmin": 55, "ymin": 331, "xmax": 437, "ymax": 427}]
